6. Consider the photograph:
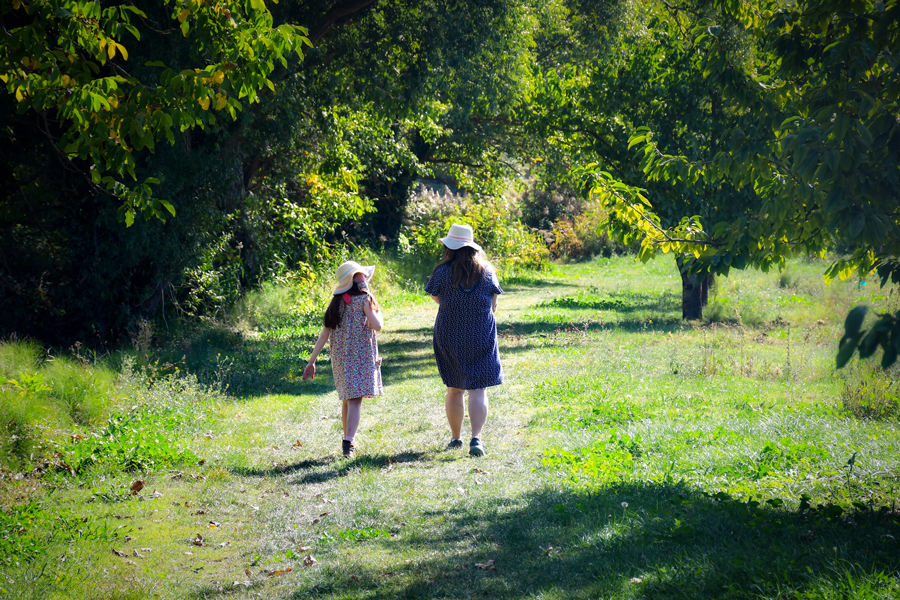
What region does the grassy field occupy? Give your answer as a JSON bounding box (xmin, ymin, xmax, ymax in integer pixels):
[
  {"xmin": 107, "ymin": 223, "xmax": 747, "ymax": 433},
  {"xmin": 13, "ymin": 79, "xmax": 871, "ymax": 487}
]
[{"xmin": 2, "ymin": 255, "xmax": 899, "ymax": 599}]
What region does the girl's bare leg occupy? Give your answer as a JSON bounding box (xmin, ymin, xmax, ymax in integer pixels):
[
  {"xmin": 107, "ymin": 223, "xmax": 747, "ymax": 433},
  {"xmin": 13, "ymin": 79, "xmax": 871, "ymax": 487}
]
[
  {"xmin": 467, "ymin": 388, "xmax": 488, "ymax": 439},
  {"xmin": 342, "ymin": 398, "xmax": 349, "ymax": 439},
  {"xmin": 344, "ymin": 398, "xmax": 362, "ymax": 441},
  {"xmin": 445, "ymin": 387, "xmax": 465, "ymax": 439}
]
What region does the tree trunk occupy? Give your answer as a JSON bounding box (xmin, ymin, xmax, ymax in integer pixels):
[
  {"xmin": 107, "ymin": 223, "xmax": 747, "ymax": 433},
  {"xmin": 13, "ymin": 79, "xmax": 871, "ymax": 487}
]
[
  {"xmin": 700, "ymin": 272, "xmax": 714, "ymax": 308},
  {"xmin": 677, "ymin": 256, "xmax": 707, "ymax": 320}
]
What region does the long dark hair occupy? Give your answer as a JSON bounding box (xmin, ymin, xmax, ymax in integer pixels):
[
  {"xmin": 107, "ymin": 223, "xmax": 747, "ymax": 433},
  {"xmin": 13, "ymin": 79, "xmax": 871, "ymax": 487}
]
[
  {"xmin": 431, "ymin": 246, "xmax": 491, "ymax": 289},
  {"xmin": 324, "ymin": 282, "xmax": 379, "ymax": 329}
]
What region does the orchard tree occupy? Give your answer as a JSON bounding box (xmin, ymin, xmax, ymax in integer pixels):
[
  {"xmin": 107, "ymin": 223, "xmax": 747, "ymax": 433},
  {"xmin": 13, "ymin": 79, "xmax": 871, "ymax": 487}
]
[
  {"xmin": 611, "ymin": 0, "xmax": 899, "ymax": 363},
  {"xmin": 523, "ymin": 0, "xmax": 764, "ymax": 319}
]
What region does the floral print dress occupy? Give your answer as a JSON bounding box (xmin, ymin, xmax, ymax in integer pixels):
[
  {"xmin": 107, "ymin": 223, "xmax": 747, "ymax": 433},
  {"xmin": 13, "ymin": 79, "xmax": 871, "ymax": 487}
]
[{"xmin": 330, "ymin": 294, "xmax": 383, "ymax": 401}]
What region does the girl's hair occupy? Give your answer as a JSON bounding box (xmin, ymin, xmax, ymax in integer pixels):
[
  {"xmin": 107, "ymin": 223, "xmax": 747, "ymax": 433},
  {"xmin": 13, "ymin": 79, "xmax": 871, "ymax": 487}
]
[
  {"xmin": 324, "ymin": 282, "xmax": 379, "ymax": 329},
  {"xmin": 431, "ymin": 246, "xmax": 492, "ymax": 289}
]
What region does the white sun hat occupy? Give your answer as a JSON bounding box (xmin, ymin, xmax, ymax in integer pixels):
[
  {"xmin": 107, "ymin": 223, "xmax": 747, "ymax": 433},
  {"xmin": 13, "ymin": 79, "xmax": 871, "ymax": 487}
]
[
  {"xmin": 439, "ymin": 223, "xmax": 482, "ymax": 251},
  {"xmin": 333, "ymin": 261, "xmax": 375, "ymax": 295}
]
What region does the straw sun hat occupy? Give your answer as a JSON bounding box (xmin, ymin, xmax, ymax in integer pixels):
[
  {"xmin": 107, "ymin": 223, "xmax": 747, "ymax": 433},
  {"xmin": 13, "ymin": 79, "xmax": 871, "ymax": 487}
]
[
  {"xmin": 333, "ymin": 261, "xmax": 375, "ymax": 295},
  {"xmin": 439, "ymin": 223, "xmax": 482, "ymax": 251}
]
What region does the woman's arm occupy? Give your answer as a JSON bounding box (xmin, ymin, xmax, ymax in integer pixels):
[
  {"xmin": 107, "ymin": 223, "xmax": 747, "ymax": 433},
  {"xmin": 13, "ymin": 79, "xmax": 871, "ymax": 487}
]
[
  {"xmin": 302, "ymin": 327, "xmax": 332, "ymax": 380},
  {"xmin": 431, "ymin": 295, "xmax": 440, "ymax": 305},
  {"xmin": 363, "ymin": 296, "xmax": 384, "ymax": 331},
  {"xmin": 492, "ymin": 293, "xmax": 498, "ymax": 313}
]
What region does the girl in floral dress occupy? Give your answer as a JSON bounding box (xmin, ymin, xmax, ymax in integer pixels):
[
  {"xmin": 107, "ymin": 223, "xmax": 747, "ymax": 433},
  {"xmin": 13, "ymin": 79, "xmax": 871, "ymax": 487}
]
[{"xmin": 303, "ymin": 261, "xmax": 383, "ymax": 456}]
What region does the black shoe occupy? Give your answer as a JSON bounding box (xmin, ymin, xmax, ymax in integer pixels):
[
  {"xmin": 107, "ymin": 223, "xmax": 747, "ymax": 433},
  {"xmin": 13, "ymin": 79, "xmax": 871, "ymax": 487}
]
[
  {"xmin": 447, "ymin": 438, "xmax": 463, "ymax": 450},
  {"xmin": 342, "ymin": 439, "xmax": 357, "ymax": 457},
  {"xmin": 469, "ymin": 437, "xmax": 485, "ymax": 457}
]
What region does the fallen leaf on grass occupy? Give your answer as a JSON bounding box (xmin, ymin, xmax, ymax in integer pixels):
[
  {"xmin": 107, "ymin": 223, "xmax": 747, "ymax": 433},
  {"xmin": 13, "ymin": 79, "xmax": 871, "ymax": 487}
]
[
  {"xmin": 267, "ymin": 568, "xmax": 292, "ymax": 577},
  {"xmin": 298, "ymin": 545, "xmax": 312, "ymax": 552},
  {"xmin": 351, "ymin": 575, "xmax": 361, "ymax": 583},
  {"xmin": 184, "ymin": 552, "xmax": 193, "ymax": 556},
  {"xmin": 198, "ymin": 459, "xmax": 206, "ymax": 466},
  {"xmin": 319, "ymin": 512, "xmax": 329, "ymax": 517},
  {"xmin": 124, "ymin": 559, "xmax": 136, "ymax": 566},
  {"xmin": 475, "ymin": 478, "xmax": 483, "ymax": 485},
  {"xmin": 457, "ymin": 487, "xmax": 466, "ymax": 495},
  {"xmin": 245, "ymin": 569, "xmax": 252, "ymax": 578},
  {"xmin": 475, "ymin": 560, "xmax": 497, "ymax": 571},
  {"xmin": 291, "ymin": 440, "xmax": 303, "ymax": 449},
  {"xmin": 140, "ymin": 547, "xmax": 152, "ymax": 553},
  {"xmin": 311, "ymin": 518, "xmax": 319, "ymax": 524},
  {"xmin": 303, "ymin": 555, "xmax": 317, "ymax": 567},
  {"xmin": 472, "ymin": 468, "xmax": 490, "ymax": 475},
  {"xmin": 630, "ymin": 577, "xmax": 643, "ymax": 584},
  {"xmin": 130, "ymin": 480, "xmax": 144, "ymax": 495},
  {"xmin": 112, "ymin": 549, "xmax": 127, "ymax": 557},
  {"xmin": 208, "ymin": 521, "xmax": 221, "ymax": 529},
  {"xmin": 133, "ymin": 549, "xmax": 145, "ymax": 559},
  {"xmin": 123, "ymin": 535, "xmax": 133, "ymax": 543},
  {"xmin": 192, "ymin": 534, "xmax": 204, "ymax": 547}
]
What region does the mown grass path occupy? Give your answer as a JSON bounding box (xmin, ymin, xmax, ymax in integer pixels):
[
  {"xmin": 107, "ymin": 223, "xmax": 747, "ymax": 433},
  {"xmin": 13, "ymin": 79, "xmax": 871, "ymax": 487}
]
[{"xmin": 5, "ymin": 257, "xmax": 899, "ymax": 599}]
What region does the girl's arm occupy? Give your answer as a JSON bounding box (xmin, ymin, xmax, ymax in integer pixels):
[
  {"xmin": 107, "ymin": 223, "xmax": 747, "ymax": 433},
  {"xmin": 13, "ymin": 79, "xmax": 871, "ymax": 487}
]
[
  {"xmin": 431, "ymin": 295, "xmax": 440, "ymax": 305},
  {"xmin": 363, "ymin": 296, "xmax": 384, "ymax": 331},
  {"xmin": 302, "ymin": 327, "xmax": 332, "ymax": 380},
  {"xmin": 492, "ymin": 293, "xmax": 498, "ymax": 313}
]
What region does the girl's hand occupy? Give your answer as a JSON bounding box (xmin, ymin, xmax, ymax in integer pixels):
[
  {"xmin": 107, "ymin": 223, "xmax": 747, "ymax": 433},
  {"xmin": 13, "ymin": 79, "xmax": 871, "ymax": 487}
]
[{"xmin": 302, "ymin": 363, "xmax": 316, "ymax": 380}]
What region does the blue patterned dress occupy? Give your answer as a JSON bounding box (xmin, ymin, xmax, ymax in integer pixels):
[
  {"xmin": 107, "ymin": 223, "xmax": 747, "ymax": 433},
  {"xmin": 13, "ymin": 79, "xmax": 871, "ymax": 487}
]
[{"xmin": 425, "ymin": 264, "xmax": 503, "ymax": 389}]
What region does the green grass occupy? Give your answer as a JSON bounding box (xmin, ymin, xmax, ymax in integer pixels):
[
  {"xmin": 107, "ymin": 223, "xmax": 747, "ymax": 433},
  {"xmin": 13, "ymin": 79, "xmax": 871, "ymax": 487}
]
[{"xmin": 1, "ymin": 255, "xmax": 899, "ymax": 599}]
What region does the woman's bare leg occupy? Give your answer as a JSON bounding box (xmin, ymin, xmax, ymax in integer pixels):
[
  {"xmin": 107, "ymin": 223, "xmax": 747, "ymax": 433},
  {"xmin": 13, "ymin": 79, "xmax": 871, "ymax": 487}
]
[
  {"xmin": 445, "ymin": 387, "xmax": 465, "ymax": 439},
  {"xmin": 467, "ymin": 388, "xmax": 488, "ymax": 439}
]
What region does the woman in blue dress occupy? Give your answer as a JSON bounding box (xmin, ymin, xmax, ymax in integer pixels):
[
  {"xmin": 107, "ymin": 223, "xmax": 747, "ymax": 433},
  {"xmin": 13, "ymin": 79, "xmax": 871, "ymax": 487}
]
[{"xmin": 425, "ymin": 223, "xmax": 503, "ymax": 457}]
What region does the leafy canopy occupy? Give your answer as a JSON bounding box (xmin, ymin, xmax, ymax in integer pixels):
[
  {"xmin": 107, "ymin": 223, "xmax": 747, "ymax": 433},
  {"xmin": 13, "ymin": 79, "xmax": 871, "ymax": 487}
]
[{"xmin": 0, "ymin": 0, "xmax": 310, "ymax": 224}]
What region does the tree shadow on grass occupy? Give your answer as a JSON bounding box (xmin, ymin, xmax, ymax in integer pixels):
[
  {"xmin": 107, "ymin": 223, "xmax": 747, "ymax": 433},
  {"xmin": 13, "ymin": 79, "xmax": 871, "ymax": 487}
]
[
  {"xmin": 290, "ymin": 481, "xmax": 900, "ymax": 599},
  {"xmin": 229, "ymin": 457, "xmax": 336, "ymax": 478},
  {"xmin": 286, "ymin": 451, "xmax": 428, "ymax": 487},
  {"xmin": 502, "ymin": 279, "xmax": 577, "ymax": 293},
  {"xmin": 499, "ymin": 318, "xmax": 684, "ymax": 338}
]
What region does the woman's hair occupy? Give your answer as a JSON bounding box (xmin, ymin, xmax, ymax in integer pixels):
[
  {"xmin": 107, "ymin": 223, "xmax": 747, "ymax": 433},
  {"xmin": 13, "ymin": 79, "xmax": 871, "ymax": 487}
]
[
  {"xmin": 431, "ymin": 246, "xmax": 492, "ymax": 289},
  {"xmin": 324, "ymin": 282, "xmax": 379, "ymax": 329}
]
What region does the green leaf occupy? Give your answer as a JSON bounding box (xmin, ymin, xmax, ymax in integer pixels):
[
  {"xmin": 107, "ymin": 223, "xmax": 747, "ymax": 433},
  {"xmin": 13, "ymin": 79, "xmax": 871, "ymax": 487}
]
[{"xmin": 158, "ymin": 200, "xmax": 176, "ymax": 217}]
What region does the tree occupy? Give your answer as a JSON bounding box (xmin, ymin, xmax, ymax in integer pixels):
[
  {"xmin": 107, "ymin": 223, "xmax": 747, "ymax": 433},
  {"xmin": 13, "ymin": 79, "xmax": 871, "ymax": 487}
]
[
  {"xmin": 613, "ymin": 0, "xmax": 899, "ymax": 362},
  {"xmin": 1, "ymin": 0, "xmax": 311, "ymax": 223},
  {"xmin": 0, "ymin": 0, "xmax": 558, "ymax": 344},
  {"xmin": 521, "ymin": 0, "xmax": 764, "ymax": 318}
]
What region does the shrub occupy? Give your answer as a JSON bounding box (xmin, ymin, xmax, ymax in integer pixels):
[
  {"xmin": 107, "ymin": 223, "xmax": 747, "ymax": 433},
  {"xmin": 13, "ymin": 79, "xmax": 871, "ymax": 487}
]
[
  {"xmin": 402, "ymin": 184, "xmax": 549, "ymax": 274},
  {"xmin": 840, "ymin": 364, "xmax": 900, "ymax": 420},
  {"xmin": 0, "ymin": 340, "xmax": 215, "ymax": 473}
]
